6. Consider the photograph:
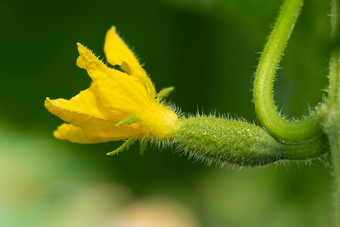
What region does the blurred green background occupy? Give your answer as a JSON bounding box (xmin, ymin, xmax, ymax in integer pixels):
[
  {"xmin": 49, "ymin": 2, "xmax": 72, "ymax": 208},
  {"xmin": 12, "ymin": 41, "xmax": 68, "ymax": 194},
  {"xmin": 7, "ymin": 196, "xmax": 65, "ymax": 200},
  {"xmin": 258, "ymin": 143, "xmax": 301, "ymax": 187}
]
[{"xmin": 0, "ymin": 0, "xmax": 334, "ymax": 226}]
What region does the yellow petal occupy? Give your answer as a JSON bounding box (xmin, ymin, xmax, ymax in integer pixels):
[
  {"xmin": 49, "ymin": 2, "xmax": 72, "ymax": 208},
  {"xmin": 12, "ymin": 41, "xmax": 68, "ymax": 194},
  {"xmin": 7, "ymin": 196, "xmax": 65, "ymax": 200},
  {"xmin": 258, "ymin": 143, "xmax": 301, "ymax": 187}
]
[
  {"xmin": 54, "ymin": 123, "xmax": 108, "ymax": 144},
  {"xmin": 104, "ymin": 27, "xmax": 156, "ymax": 94},
  {"xmin": 54, "ymin": 123, "xmax": 139, "ymax": 143},
  {"xmin": 76, "ymin": 44, "xmax": 152, "ymax": 113},
  {"xmin": 104, "ymin": 26, "xmax": 145, "ymax": 76},
  {"xmin": 45, "ymin": 86, "xmax": 112, "ymax": 130},
  {"xmin": 45, "ymin": 86, "xmax": 142, "ymax": 139},
  {"xmin": 76, "ymin": 43, "xmax": 115, "ymax": 81},
  {"xmin": 91, "ymin": 77, "xmax": 151, "ymax": 116}
]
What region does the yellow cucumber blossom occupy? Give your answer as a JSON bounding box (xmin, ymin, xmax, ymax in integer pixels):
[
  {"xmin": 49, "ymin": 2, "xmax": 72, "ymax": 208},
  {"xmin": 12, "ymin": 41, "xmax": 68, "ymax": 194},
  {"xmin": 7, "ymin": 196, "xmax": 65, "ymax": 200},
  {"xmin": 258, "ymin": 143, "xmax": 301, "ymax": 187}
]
[{"xmin": 45, "ymin": 27, "xmax": 179, "ymax": 154}]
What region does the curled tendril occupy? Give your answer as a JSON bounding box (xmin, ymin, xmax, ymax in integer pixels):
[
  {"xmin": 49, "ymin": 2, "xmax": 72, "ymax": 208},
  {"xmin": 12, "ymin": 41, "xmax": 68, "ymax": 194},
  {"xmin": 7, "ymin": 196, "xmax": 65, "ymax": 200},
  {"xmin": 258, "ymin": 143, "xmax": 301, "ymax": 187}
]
[{"xmin": 253, "ymin": 0, "xmax": 322, "ymax": 142}]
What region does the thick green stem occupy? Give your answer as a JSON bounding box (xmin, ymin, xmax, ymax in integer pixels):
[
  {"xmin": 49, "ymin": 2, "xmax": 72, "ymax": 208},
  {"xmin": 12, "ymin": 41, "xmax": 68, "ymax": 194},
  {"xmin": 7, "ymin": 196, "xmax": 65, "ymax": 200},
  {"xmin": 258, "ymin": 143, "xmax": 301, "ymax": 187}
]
[
  {"xmin": 327, "ymin": 49, "xmax": 340, "ymax": 226},
  {"xmin": 328, "ymin": 0, "xmax": 340, "ymax": 109},
  {"xmin": 324, "ymin": 0, "xmax": 340, "ymax": 225},
  {"xmin": 329, "ymin": 123, "xmax": 340, "ymax": 227},
  {"xmin": 254, "ymin": 0, "xmax": 322, "ymax": 141}
]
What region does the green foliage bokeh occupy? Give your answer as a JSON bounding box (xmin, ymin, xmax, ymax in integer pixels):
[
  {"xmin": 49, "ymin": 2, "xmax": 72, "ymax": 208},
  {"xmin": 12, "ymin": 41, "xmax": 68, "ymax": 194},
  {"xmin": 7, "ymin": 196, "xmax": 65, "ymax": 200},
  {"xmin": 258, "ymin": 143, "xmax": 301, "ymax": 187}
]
[{"xmin": 0, "ymin": 0, "xmax": 334, "ymax": 226}]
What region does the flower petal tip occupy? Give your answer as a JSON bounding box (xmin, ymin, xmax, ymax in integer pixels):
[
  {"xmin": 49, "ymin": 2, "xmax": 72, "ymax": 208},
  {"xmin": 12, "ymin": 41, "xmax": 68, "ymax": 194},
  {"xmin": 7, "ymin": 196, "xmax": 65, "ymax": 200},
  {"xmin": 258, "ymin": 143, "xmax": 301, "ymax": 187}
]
[
  {"xmin": 44, "ymin": 97, "xmax": 52, "ymax": 110},
  {"xmin": 110, "ymin": 26, "xmax": 116, "ymax": 32},
  {"xmin": 53, "ymin": 128, "xmax": 64, "ymax": 140},
  {"xmin": 76, "ymin": 43, "xmax": 87, "ymax": 68},
  {"xmin": 106, "ymin": 26, "xmax": 117, "ymax": 37}
]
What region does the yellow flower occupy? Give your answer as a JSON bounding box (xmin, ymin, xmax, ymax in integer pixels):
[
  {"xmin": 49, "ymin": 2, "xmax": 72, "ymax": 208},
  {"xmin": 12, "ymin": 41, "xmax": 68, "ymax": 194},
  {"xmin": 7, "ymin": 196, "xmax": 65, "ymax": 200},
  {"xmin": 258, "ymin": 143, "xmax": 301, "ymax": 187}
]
[{"xmin": 45, "ymin": 27, "xmax": 179, "ymax": 153}]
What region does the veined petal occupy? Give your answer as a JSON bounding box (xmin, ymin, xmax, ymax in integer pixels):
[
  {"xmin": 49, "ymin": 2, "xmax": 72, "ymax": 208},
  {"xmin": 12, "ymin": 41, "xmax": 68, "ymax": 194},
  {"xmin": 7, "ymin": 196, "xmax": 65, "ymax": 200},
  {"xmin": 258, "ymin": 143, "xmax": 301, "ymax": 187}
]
[
  {"xmin": 85, "ymin": 126, "xmax": 141, "ymax": 140},
  {"xmin": 104, "ymin": 27, "xmax": 156, "ymax": 95},
  {"xmin": 54, "ymin": 123, "xmax": 108, "ymax": 144},
  {"xmin": 91, "ymin": 76, "xmax": 152, "ymax": 115},
  {"xmin": 44, "ymin": 85, "xmax": 138, "ymax": 133},
  {"xmin": 76, "ymin": 43, "xmax": 152, "ymax": 111},
  {"xmin": 104, "ymin": 26, "xmax": 146, "ymax": 76},
  {"xmin": 76, "ymin": 43, "xmax": 115, "ymax": 81},
  {"xmin": 54, "ymin": 123, "xmax": 140, "ymax": 143},
  {"xmin": 45, "ymin": 86, "xmax": 113, "ymax": 130}
]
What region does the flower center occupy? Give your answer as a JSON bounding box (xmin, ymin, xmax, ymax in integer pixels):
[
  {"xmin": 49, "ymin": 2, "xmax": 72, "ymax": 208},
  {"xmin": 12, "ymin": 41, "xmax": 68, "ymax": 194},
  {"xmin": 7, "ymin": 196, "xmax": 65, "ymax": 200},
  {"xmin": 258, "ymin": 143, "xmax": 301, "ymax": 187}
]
[{"xmin": 141, "ymin": 103, "xmax": 179, "ymax": 140}]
